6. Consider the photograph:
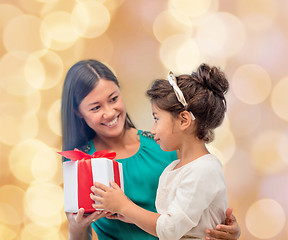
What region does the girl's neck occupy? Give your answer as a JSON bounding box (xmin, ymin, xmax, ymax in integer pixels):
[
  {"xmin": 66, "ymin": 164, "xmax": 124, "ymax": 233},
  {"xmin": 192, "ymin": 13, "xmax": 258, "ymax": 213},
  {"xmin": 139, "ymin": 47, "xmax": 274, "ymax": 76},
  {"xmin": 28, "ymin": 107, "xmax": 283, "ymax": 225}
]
[{"xmin": 175, "ymin": 137, "xmax": 209, "ymax": 169}]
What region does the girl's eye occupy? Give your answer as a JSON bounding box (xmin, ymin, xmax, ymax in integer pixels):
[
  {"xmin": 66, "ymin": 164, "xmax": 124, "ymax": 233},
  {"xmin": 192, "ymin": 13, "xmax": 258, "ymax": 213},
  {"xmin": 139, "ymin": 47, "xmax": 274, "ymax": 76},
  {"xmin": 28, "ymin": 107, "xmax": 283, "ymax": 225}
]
[{"xmin": 153, "ymin": 117, "xmax": 158, "ymax": 122}]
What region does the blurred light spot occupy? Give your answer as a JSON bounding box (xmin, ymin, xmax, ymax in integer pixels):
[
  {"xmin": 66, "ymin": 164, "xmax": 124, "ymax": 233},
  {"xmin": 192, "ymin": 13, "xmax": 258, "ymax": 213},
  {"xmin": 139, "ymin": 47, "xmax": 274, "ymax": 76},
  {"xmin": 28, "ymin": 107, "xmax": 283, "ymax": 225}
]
[
  {"xmin": 41, "ymin": 11, "xmax": 78, "ymax": 51},
  {"xmin": 25, "ymin": 50, "xmax": 63, "ymax": 90},
  {"xmin": 73, "ymin": 35, "xmax": 114, "ymax": 62},
  {"xmin": 71, "ymin": 1, "xmax": 110, "ymax": 38},
  {"xmin": 3, "ymin": 14, "xmax": 46, "ymax": 53},
  {"xmin": 237, "ymin": 0, "xmax": 278, "ymax": 33},
  {"xmin": 20, "ymin": 222, "xmax": 64, "ymax": 240},
  {"xmin": 246, "ymin": 199, "xmax": 285, "ymax": 239},
  {"xmin": 271, "ymin": 77, "xmax": 288, "ymax": 121},
  {"xmin": 259, "ymin": 175, "xmax": 288, "ymax": 215},
  {"xmin": 153, "ymin": 10, "xmax": 194, "ymax": 43},
  {"xmin": 0, "ymin": 224, "xmax": 17, "ymax": 240},
  {"xmin": 279, "ymin": 129, "xmax": 288, "ymax": 165},
  {"xmin": 224, "ymin": 149, "xmax": 256, "ymax": 196},
  {"xmin": 24, "ymin": 181, "xmax": 64, "ymax": 222},
  {"xmin": 32, "ymin": 147, "xmax": 59, "ymax": 181},
  {"xmin": 160, "ymin": 34, "xmax": 200, "ymax": 72},
  {"xmin": 9, "ymin": 139, "xmax": 52, "ymax": 183},
  {"xmin": 0, "ymin": 4, "xmax": 22, "ymax": 32},
  {"xmin": 251, "ymin": 130, "xmax": 284, "ymax": 174},
  {"xmin": 169, "ymin": 0, "xmax": 212, "ymax": 18},
  {"xmin": 0, "ymin": 202, "xmax": 20, "ymax": 225},
  {"xmin": 229, "ymin": 101, "xmax": 261, "ymax": 136},
  {"xmin": 231, "ymin": 64, "xmax": 271, "ymax": 104},
  {"xmin": 0, "ymin": 185, "xmax": 25, "ymax": 224},
  {"xmin": 176, "ymin": 38, "xmax": 200, "ymax": 73},
  {"xmin": 0, "ymin": 100, "xmax": 38, "ymax": 145},
  {"xmin": 0, "ymin": 52, "xmax": 38, "ymax": 96},
  {"xmin": 48, "ymin": 99, "xmax": 61, "ymax": 136},
  {"xmin": 196, "ymin": 12, "xmax": 246, "ymax": 58},
  {"xmin": 208, "ymin": 118, "xmax": 235, "ymax": 165}
]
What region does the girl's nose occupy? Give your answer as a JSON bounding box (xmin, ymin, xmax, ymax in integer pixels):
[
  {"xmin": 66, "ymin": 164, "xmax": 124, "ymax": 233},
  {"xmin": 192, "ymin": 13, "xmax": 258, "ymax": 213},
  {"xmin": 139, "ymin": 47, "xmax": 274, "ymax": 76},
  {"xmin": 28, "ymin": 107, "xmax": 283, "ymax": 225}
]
[{"xmin": 151, "ymin": 123, "xmax": 156, "ymax": 135}]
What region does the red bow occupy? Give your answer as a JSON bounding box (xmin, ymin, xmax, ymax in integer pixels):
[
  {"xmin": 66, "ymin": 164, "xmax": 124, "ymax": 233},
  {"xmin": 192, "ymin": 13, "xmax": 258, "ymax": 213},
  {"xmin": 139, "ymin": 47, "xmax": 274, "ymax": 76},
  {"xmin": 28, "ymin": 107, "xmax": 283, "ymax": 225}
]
[{"xmin": 58, "ymin": 148, "xmax": 116, "ymax": 161}]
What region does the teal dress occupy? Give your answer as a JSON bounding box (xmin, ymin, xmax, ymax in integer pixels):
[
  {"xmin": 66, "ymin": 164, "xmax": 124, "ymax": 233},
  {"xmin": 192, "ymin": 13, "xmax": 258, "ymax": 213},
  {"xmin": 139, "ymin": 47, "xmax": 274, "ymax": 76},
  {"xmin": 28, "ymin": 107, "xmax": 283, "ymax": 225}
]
[{"xmin": 89, "ymin": 130, "xmax": 178, "ymax": 240}]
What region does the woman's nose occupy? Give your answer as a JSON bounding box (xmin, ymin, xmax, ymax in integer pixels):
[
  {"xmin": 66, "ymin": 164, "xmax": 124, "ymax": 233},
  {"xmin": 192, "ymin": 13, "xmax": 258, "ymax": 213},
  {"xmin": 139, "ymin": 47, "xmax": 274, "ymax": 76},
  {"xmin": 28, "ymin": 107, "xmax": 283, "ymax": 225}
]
[{"xmin": 102, "ymin": 105, "xmax": 115, "ymax": 119}]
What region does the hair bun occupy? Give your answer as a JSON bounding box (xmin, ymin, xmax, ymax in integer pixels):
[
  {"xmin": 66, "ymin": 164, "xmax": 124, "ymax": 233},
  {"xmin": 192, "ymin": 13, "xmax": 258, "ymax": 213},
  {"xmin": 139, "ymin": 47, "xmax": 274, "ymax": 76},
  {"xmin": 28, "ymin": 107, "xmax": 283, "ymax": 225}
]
[{"xmin": 194, "ymin": 63, "xmax": 229, "ymax": 98}]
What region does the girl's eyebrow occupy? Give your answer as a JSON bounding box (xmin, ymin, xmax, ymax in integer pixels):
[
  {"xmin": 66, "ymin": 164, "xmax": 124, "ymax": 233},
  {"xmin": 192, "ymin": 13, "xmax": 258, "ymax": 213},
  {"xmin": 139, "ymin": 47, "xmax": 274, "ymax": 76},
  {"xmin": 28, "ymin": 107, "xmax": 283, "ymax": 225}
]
[{"xmin": 88, "ymin": 91, "xmax": 117, "ymax": 106}]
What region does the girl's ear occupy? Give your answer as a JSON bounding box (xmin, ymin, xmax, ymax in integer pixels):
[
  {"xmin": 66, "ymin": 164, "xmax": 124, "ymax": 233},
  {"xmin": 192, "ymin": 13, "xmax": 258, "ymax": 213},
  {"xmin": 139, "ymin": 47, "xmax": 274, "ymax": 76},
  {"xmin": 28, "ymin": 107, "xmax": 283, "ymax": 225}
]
[{"xmin": 179, "ymin": 111, "xmax": 192, "ymax": 130}]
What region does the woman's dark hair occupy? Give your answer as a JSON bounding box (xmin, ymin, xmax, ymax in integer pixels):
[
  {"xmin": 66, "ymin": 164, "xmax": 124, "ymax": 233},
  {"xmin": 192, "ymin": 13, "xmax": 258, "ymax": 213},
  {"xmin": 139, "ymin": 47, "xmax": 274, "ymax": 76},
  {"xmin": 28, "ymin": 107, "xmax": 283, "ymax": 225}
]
[
  {"xmin": 61, "ymin": 59, "xmax": 135, "ymax": 151},
  {"xmin": 146, "ymin": 63, "xmax": 229, "ymax": 143}
]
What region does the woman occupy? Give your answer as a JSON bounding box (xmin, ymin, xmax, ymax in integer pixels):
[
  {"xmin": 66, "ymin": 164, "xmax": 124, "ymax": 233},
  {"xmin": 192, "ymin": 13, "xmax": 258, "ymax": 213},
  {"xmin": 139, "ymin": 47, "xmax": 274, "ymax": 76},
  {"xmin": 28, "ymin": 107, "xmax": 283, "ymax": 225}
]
[{"xmin": 61, "ymin": 59, "xmax": 241, "ymax": 240}]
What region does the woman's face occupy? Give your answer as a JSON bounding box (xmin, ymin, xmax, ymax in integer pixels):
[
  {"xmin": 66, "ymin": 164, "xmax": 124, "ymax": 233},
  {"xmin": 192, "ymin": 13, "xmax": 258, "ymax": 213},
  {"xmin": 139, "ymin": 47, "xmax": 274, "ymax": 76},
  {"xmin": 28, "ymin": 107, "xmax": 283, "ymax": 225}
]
[{"xmin": 78, "ymin": 78, "xmax": 127, "ymax": 139}]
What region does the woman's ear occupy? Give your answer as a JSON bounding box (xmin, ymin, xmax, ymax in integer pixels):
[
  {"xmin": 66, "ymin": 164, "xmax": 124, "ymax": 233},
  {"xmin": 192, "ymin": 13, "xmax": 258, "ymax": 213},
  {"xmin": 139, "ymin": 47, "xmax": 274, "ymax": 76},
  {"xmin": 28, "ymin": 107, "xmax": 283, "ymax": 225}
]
[
  {"xmin": 74, "ymin": 110, "xmax": 83, "ymax": 119},
  {"xmin": 179, "ymin": 111, "xmax": 192, "ymax": 130}
]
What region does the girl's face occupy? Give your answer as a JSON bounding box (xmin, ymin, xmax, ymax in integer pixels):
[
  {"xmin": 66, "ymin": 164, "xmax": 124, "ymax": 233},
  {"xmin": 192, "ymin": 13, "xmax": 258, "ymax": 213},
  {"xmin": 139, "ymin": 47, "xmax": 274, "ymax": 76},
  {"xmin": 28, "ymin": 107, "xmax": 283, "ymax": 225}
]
[
  {"xmin": 78, "ymin": 79, "xmax": 127, "ymax": 139},
  {"xmin": 151, "ymin": 102, "xmax": 180, "ymax": 152}
]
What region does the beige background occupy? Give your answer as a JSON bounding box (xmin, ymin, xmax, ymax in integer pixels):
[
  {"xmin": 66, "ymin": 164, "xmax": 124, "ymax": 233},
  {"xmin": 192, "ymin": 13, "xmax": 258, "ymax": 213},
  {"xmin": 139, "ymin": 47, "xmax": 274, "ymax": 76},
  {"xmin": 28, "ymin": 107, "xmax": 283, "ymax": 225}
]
[{"xmin": 0, "ymin": 0, "xmax": 288, "ymax": 239}]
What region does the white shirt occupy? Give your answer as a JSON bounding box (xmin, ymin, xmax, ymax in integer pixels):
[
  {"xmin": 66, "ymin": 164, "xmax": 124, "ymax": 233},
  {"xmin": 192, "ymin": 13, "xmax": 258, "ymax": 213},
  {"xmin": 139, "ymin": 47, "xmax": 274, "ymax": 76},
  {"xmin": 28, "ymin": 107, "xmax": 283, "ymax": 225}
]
[{"xmin": 155, "ymin": 154, "xmax": 228, "ymax": 240}]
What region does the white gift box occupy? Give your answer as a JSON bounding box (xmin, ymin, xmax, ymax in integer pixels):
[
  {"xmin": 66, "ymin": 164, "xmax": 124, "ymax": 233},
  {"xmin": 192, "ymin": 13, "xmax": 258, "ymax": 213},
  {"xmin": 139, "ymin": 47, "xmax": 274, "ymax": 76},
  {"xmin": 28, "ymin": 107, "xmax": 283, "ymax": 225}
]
[{"xmin": 59, "ymin": 149, "xmax": 124, "ymax": 213}]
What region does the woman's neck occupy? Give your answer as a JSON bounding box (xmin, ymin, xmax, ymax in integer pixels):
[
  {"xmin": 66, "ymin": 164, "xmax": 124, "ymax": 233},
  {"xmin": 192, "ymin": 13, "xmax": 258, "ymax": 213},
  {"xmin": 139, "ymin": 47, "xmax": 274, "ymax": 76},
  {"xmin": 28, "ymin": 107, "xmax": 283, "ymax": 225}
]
[{"xmin": 92, "ymin": 128, "xmax": 140, "ymax": 159}]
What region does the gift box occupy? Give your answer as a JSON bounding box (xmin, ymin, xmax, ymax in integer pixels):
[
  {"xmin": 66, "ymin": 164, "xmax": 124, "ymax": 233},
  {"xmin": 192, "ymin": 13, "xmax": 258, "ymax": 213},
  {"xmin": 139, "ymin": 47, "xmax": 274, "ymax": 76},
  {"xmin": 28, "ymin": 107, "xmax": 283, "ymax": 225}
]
[{"xmin": 58, "ymin": 149, "xmax": 124, "ymax": 213}]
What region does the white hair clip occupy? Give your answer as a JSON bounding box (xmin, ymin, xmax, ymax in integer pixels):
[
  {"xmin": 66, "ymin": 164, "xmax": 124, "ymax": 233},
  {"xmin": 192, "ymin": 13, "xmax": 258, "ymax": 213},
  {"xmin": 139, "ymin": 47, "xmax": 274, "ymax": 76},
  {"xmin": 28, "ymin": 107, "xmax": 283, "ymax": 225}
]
[{"xmin": 167, "ymin": 71, "xmax": 196, "ymax": 120}]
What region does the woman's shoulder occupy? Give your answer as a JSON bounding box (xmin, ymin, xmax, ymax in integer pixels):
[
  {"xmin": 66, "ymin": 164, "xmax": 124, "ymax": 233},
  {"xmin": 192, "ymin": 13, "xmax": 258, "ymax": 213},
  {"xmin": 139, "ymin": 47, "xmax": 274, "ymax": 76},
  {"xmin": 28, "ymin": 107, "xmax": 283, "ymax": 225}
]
[
  {"xmin": 138, "ymin": 130, "xmax": 155, "ymax": 140},
  {"xmin": 78, "ymin": 141, "xmax": 92, "ymax": 153}
]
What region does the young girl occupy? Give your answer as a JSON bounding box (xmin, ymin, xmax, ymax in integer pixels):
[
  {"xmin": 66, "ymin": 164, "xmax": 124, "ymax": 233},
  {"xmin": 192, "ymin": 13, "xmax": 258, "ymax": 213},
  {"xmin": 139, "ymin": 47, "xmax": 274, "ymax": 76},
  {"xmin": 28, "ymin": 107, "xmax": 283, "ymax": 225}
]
[{"xmin": 91, "ymin": 63, "xmax": 230, "ymax": 240}]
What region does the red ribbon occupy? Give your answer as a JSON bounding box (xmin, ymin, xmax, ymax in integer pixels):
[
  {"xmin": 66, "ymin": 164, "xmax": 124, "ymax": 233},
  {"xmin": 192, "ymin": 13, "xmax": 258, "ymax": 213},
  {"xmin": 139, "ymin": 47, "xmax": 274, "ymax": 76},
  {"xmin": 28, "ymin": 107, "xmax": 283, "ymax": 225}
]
[{"xmin": 58, "ymin": 149, "xmax": 120, "ymax": 213}]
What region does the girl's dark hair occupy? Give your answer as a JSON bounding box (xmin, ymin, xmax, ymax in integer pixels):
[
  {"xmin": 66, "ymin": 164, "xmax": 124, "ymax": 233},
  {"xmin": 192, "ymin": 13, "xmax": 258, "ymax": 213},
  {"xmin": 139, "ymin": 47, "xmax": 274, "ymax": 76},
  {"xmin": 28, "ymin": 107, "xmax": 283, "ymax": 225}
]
[
  {"xmin": 146, "ymin": 63, "xmax": 229, "ymax": 143},
  {"xmin": 61, "ymin": 59, "xmax": 135, "ymax": 151}
]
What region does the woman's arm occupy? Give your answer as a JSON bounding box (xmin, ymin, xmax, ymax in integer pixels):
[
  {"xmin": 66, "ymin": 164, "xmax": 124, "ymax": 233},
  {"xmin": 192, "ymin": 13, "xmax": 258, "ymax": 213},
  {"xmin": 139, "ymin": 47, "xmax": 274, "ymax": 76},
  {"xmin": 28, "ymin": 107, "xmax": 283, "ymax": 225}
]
[
  {"xmin": 66, "ymin": 208, "xmax": 111, "ymax": 240},
  {"xmin": 205, "ymin": 208, "xmax": 241, "ymax": 240},
  {"xmin": 91, "ymin": 181, "xmax": 160, "ymax": 237}
]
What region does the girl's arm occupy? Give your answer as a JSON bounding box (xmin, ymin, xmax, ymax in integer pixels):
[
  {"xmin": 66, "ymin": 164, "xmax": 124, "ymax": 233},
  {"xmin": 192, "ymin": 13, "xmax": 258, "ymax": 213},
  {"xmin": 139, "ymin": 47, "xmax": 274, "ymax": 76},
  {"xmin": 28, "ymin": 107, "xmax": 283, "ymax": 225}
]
[{"xmin": 91, "ymin": 181, "xmax": 160, "ymax": 237}]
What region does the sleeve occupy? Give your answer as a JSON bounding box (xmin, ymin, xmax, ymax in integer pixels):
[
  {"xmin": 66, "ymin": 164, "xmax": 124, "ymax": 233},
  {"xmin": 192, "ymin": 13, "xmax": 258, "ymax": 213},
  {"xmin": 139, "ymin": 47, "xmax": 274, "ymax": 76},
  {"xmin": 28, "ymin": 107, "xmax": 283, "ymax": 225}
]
[{"xmin": 156, "ymin": 161, "xmax": 224, "ymax": 240}]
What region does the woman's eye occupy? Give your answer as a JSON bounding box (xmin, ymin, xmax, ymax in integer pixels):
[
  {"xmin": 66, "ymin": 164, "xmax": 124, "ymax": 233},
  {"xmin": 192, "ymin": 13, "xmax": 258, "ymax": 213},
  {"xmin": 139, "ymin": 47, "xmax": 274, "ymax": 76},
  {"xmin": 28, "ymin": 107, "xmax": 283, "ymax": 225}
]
[
  {"xmin": 111, "ymin": 96, "xmax": 118, "ymax": 102},
  {"xmin": 91, "ymin": 106, "xmax": 100, "ymax": 111}
]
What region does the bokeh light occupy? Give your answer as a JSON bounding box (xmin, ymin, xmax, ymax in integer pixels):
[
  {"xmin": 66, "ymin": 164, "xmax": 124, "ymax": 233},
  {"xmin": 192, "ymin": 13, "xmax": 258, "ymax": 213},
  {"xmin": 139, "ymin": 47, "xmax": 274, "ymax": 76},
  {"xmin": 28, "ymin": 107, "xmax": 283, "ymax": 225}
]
[
  {"xmin": 251, "ymin": 130, "xmax": 284, "ymax": 174},
  {"xmin": 48, "ymin": 99, "xmax": 61, "ymax": 136},
  {"xmin": 71, "ymin": 1, "xmax": 111, "ymax": 38},
  {"xmin": 231, "ymin": 64, "xmax": 272, "ymax": 105},
  {"xmin": 246, "ymin": 199, "xmax": 286, "ymax": 239},
  {"xmin": 41, "ymin": 11, "xmax": 79, "ymax": 51},
  {"xmin": 196, "ymin": 12, "xmax": 246, "ymax": 58},
  {"xmin": 24, "ymin": 181, "xmax": 64, "ymax": 225},
  {"xmin": 271, "ymin": 77, "xmax": 288, "ymax": 121},
  {"xmin": 3, "ymin": 14, "xmax": 46, "ymax": 53}
]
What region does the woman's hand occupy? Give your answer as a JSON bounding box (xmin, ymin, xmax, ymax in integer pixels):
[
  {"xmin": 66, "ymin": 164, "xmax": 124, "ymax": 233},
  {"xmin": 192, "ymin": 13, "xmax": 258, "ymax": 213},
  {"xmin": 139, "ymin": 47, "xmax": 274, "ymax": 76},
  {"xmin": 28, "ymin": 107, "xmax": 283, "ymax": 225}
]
[
  {"xmin": 205, "ymin": 208, "xmax": 241, "ymax": 240},
  {"xmin": 66, "ymin": 208, "xmax": 111, "ymax": 240},
  {"xmin": 106, "ymin": 213, "xmax": 134, "ymax": 223}
]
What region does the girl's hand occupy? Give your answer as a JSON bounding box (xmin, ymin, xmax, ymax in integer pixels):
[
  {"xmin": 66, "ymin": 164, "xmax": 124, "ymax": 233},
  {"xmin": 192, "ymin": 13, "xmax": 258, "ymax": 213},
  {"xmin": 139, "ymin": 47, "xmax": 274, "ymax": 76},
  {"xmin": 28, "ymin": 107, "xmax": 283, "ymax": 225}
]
[
  {"xmin": 66, "ymin": 208, "xmax": 111, "ymax": 239},
  {"xmin": 205, "ymin": 208, "xmax": 241, "ymax": 240},
  {"xmin": 91, "ymin": 181, "xmax": 131, "ymax": 214}
]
